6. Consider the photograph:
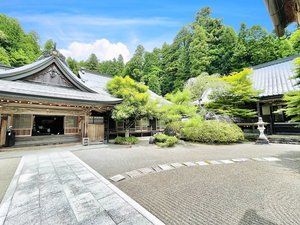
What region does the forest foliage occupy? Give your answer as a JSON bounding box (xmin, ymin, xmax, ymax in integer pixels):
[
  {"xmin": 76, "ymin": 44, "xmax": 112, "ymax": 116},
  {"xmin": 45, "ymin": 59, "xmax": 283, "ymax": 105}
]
[{"xmin": 0, "ymin": 8, "xmax": 298, "ymax": 97}]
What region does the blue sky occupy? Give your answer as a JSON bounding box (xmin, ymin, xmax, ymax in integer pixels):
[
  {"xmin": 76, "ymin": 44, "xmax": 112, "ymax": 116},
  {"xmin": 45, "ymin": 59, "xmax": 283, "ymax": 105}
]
[{"xmin": 0, "ymin": 0, "xmax": 281, "ymax": 62}]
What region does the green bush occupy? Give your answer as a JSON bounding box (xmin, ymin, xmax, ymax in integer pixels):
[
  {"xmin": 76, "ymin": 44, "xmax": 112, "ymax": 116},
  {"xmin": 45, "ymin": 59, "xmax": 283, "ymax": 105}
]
[
  {"xmin": 154, "ymin": 133, "xmax": 178, "ymax": 147},
  {"xmin": 114, "ymin": 136, "xmax": 139, "ymax": 145},
  {"xmin": 181, "ymin": 120, "xmax": 244, "ymax": 144}
]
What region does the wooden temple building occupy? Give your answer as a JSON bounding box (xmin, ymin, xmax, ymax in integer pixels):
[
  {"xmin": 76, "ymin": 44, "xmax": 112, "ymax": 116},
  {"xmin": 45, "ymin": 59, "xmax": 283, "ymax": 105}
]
[
  {"xmin": 0, "ymin": 51, "xmax": 169, "ymax": 147},
  {"xmin": 0, "ymin": 51, "xmax": 122, "ymax": 147},
  {"xmin": 251, "ymin": 55, "xmax": 300, "ymax": 134}
]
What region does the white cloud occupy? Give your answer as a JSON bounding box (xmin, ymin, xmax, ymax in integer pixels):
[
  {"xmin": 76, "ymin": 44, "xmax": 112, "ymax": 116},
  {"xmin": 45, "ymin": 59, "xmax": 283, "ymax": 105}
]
[
  {"xmin": 16, "ymin": 14, "xmax": 178, "ymax": 27},
  {"xmin": 59, "ymin": 39, "xmax": 131, "ymax": 62}
]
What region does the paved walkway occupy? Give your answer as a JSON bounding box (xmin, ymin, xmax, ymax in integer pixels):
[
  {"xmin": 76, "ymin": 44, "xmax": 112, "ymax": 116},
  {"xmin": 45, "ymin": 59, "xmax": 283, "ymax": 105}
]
[{"xmin": 0, "ymin": 151, "xmax": 164, "ymax": 225}]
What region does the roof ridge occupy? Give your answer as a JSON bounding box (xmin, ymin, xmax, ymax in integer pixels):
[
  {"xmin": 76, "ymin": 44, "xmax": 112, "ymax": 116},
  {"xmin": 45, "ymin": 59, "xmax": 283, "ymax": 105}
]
[
  {"xmin": 80, "ymin": 68, "xmax": 114, "ymax": 78},
  {"xmin": 252, "ymin": 54, "xmax": 300, "ymax": 70}
]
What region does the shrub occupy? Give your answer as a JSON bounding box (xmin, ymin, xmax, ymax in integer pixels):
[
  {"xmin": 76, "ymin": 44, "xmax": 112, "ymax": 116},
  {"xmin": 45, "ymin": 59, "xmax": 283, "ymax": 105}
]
[
  {"xmin": 181, "ymin": 120, "xmax": 244, "ymax": 144},
  {"xmin": 114, "ymin": 136, "xmax": 139, "ymax": 145},
  {"xmin": 154, "ymin": 133, "xmax": 178, "ymax": 147}
]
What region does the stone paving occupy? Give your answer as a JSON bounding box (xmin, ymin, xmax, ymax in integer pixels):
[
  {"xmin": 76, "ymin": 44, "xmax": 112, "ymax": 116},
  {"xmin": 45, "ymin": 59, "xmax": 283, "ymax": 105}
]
[{"xmin": 0, "ymin": 151, "xmax": 164, "ymax": 225}]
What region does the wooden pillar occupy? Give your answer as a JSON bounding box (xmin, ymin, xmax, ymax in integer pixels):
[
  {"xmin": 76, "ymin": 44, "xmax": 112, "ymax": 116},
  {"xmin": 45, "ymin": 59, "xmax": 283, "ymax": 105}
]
[
  {"xmin": 84, "ymin": 114, "xmax": 89, "ymax": 138},
  {"xmin": 256, "ymin": 102, "xmax": 261, "ymax": 117},
  {"xmin": 269, "ymin": 104, "xmax": 274, "ymax": 135},
  {"xmin": 0, "ymin": 115, "xmax": 7, "ymax": 146}
]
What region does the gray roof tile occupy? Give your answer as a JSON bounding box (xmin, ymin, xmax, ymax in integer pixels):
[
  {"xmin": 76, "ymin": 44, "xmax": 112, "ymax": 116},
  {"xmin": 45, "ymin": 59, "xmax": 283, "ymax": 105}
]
[
  {"xmin": 251, "ymin": 55, "xmax": 300, "ymax": 97},
  {"xmin": 79, "ymin": 69, "xmax": 171, "ymax": 105}
]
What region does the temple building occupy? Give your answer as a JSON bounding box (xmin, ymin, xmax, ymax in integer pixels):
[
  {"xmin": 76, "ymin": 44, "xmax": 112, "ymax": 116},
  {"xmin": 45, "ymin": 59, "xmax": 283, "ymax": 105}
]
[
  {"xmin": 0, "ymin": 51, "xmax": 170, "ymax": 147},
  {"xmin": 252, "ymin": 55, "xmax": 300, "ymax": 134},
  {"xmin": 0, "ymin": 51, "xmax": 122, "ymax": 147}
]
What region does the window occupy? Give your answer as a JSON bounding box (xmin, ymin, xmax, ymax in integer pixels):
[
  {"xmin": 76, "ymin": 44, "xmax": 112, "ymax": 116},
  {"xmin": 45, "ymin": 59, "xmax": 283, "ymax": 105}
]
[
  {"xmin": 89, "ymin": 116, "xmax": 104, "ymax": 124},
  {"xmin": 13, "ymin": 114, "xmax": 32, "ymax": 129},
  {"xmin": 65, "ymin": 116, "xmax": 78, "ymax": 128}
]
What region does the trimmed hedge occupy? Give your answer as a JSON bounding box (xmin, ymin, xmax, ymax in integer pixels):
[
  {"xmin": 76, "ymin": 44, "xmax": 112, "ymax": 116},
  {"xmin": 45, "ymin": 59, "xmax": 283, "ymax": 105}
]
[
  {"xmin": 114, "ymin": 136, "xmax": 139, "ymax": 145},
  {"xmin": 181, "ymin": 120, "xmax": 244, "ymax": 144},
  {"xmin": 154, "ymin": 133, "xmax": 178, "ymax": 147}
]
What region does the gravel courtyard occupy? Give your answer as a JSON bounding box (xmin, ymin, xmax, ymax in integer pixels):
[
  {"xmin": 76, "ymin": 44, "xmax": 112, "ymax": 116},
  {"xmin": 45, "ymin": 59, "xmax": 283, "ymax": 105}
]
[{"xmin": 75, "ymin": 141, "xmax": 300, "ymax": 225}]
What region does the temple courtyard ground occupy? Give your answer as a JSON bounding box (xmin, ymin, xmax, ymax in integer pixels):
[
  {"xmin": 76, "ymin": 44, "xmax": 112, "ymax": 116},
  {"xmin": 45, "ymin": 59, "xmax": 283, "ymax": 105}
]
[{"xmin": 0, "ymin": 141, "xmax": 299, "ymax": 224}]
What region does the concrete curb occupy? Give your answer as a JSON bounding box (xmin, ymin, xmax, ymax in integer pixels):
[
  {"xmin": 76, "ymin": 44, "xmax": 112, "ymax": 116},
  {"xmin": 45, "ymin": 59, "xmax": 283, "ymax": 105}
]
[{"xmin": 71, "ymin": 153, "xmax": 165, "ymax": 225}]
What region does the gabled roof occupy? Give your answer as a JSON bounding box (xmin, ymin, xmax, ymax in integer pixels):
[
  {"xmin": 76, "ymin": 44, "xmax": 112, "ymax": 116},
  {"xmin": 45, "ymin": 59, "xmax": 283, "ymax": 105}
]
[
  {"xmin": 0, "ymin": 79, "xmax": 122, "ymax": 105},
  {"xmin": 0, "ymin": 55, "xmax": 122, "ymax": 105},
  {"xmin": 251, "ymin": 55, "xmax": 300, "ymax": 97},
  {"xmin": 0, "ymin": 56, "xmax": 96, "ymax": 93},
  {"xmin": 79, "ymin": 69, "xmax": 171, "ymax": 105}
]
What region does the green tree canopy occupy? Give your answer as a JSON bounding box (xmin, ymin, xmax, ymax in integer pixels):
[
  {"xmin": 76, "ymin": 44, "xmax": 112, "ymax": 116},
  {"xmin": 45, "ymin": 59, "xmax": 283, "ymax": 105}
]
[
  {"xmin": 205, "ymin": 69, "xmax": 259, "ymax": 118},
  {"xmin": 107, "ymin": 76, "xmax": 158, "ymax": 136},
  {"xmin": 0, "ymin": 14, "xmax": 41, "ymax": 66},
  {"xmin": 283, "ymin": 57, "xmax": 300, "ymax": 122}
]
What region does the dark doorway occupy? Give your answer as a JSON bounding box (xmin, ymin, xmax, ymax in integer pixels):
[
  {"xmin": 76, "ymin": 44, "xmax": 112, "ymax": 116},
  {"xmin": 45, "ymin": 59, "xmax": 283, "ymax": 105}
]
[{"xmin": 32, "ymin": 115, "xmax": 64, "ymax": 136}]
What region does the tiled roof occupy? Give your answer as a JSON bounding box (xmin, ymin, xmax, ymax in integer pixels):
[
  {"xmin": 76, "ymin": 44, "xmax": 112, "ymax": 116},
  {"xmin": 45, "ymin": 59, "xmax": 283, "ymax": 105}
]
[
  {"xmin": 79, "ymin": 69, "xmax": 171, "ymax": 105},
  {"xmin": 251, "ymin": 55, "xmax": 300, "ymax": 97},
  {"xmin": 0, "ymin": 79, "xmax": 122, "ymax": 105},
  {"xmin": 0, "ymin": 56, "xmax": 122, "ymax": 105}
]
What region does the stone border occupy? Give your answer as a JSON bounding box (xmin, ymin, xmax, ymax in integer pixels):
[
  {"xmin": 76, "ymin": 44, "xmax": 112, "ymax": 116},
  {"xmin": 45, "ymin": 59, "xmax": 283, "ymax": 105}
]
[
  {"xmin": 109, "ymin": 157, "xmax": 291, "ymax": 183},
  {"xmin": 71, "ymin": 153, "xmax": 165, "ymax": 225}
]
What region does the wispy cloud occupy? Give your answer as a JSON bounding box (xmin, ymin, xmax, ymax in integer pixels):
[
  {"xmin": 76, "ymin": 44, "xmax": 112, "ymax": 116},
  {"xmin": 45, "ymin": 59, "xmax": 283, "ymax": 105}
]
[{"xmin": 14, "ymin": 13, "xmax": 179, "ymax": 27}]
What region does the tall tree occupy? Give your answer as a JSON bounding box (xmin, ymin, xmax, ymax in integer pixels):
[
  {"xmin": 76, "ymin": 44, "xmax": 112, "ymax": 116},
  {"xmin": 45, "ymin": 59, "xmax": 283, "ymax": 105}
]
[
  {"xmin": 122, "ymin": 45, "xmax": 145, "ymax": 81},
  {"xmin": 0, "ymin": 14, "xmax": 41, "ymax": 66},
  {"xmin": 283, "ymin": 57, "xmax": 300, "ymax": 122},
  {"xmin": 66, "ymin": 57, "xmax": 79, "ymax": 75},
  {"xmin": 85, "ymin": 53, "xmax": 98, "ymax": 71}
]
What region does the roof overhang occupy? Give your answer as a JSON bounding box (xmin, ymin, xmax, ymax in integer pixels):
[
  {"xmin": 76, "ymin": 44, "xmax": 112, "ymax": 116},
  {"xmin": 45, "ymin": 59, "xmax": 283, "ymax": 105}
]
[{"xmin": 264, "ymin": 0, "xmax": 300, "ymax": 36}]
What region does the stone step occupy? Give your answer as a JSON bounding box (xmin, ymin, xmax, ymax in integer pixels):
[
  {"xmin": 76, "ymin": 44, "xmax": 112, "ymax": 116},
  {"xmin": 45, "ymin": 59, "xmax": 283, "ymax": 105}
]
[{"xmin": 14, "ymin": 135, "xmax": 80, "ymax": 147}]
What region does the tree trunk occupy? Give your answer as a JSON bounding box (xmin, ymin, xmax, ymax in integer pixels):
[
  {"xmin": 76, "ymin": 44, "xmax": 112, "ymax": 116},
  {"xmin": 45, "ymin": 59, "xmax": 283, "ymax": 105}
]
[{"xmin": 125, "ymin": 129, "xmax": 130, "ymax": 138}]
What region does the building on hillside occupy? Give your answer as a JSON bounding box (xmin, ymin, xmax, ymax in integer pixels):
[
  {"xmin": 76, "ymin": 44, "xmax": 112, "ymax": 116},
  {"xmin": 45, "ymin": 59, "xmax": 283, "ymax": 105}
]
[
  {"xmin": 0, "ymin": 51, "xmax": 122, "ymax": 147},
  {"xmin": 79, "ymin": 68, "xmax": 169, "ymax": 138},
  {"xmin": 198, "ymin": 55, "xmax": 300, "ymax": 134}
]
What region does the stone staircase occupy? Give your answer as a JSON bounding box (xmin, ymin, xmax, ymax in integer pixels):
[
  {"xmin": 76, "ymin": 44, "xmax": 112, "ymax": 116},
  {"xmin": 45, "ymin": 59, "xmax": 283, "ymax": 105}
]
[{"xmin": 14, "ymin": 135, "xmax": 81, "ymax": 147}]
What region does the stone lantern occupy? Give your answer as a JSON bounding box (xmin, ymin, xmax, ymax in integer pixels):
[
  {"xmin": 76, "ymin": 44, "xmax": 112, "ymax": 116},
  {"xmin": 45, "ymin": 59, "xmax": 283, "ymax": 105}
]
[{"xmin": 255, "ymin": 117, "xmax": 269, "ymax": 144}]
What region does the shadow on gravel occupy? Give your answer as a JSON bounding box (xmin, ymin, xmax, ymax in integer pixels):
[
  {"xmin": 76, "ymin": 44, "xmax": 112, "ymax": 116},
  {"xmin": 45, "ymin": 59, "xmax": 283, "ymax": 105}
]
[
  {"xmin": 239, "ymin": 209, "xmax": 277, "ymax": 225},
  {"xmin": 277, "ymin": 151, "xmax": 300, "ymax": 174}
]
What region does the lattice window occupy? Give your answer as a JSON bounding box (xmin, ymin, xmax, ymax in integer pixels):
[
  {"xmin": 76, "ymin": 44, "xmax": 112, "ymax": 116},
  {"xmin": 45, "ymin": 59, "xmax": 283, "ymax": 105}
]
[
  {"xmin": 13, "ymin": 114, "xmax": 32, "ymax": 129},
  {"xmin": 89, "ymin": 116, "xmax": 104, "ymax": 124},
  {"xmin": 65, "ymin": 116, "xmax": 78, "ymax": 128}
]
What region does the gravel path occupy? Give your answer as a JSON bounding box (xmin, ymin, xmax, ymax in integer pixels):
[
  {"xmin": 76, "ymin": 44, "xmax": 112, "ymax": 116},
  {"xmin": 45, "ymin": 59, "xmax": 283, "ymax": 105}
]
[{"xmin": 75, "ymin": 142, "xmax": 300, "ymax": 225}]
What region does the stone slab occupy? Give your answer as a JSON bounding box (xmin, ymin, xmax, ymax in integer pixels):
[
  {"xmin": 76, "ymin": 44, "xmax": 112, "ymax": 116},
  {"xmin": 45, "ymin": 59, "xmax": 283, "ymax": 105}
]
[
  {"xmin": 152, "ymin": 167, "xmax": 162, "ymax": 172},
  {"xmin": 68, "ymin": 192, "xmax": 103, "ymax": 222},
  {"xmin": 207, "ymin": 160, "xmax": 222, "ymax": 165},
  {"xmin": 138, "ymin": 168, "xmax": 155, "ymax": 175},
  {"xmin": 170, "ymin": 163, "xmax": 184, "ymax": 168},
  {"xmin": 252, "ymin": 158, "xmax": 267, "ymax": 161},
  {"xmin": 110, "ymin": 175, "xmax": 126, "ymax": 182},
  {"xmin": 195, "ymin": 161, "xmax": 209, "ymax": 166},
  {"xmin": 183, "ymin": 162, "xmax": 197, "ymax": 167},
  {"xmin": 158, "ymin": 164, "xmax": 173, "ymax": 171},
  {"xmin": 126, "ymin": 170, "xmax": 142, "ymax": 178},
  {"xmin": 219, "ymin": 160, "xmax": 234, "ymax": 164},
  {"xmin": 231, "ymin": 158, "xmax": 249, "ymax": 162},
  {"xmin": 263, "ymin": 157, "xmax": 281, "ymax": 162}
]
